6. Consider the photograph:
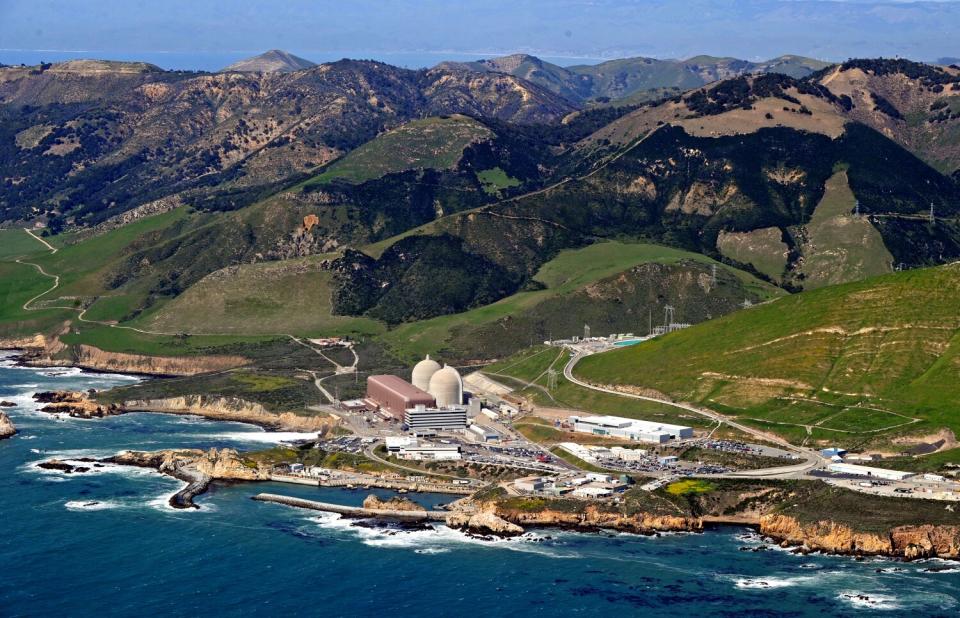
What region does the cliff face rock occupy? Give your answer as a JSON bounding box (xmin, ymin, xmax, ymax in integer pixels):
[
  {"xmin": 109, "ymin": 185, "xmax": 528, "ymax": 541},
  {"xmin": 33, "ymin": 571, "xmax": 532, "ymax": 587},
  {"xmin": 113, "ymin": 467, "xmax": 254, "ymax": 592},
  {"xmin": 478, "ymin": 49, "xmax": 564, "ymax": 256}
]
[
  {"xmin": 0, "ymin": 412, "xmax": 16, "ymax": 439},
  {"xmin": 362, "ymin": 494, "xmax": 426, "ymax": 512},
  {"xmin": 69, "ymin": 345, "xmax": 247, "ymax": 376},
  {"xmin": 446, "ymin": 511, "xmax": 525, "ymax": 537},
  {"xmin": 111, "ymin": 447, "xmax": 266, "ymax": 481},
  {"xmin": 489, "ymin": 502, "xmax": 702, "ymax": 534},
  {"xmin": 124, "ymin": 395, "xmax": 337, "ymax": 432},
  {"xmin": 108, "ymin": 448, "xmax": 266, "ymax": 508},
  {"xmin": 33, "ymin": 390, "xmax": 123, "ymax": 418},
  {"xmin": 759, "ymin": 514, "xmax": 960, "ymax": 559},
  {"xmin": 0, "ymin": 334, "xmax": 48, "ymax": 350}
]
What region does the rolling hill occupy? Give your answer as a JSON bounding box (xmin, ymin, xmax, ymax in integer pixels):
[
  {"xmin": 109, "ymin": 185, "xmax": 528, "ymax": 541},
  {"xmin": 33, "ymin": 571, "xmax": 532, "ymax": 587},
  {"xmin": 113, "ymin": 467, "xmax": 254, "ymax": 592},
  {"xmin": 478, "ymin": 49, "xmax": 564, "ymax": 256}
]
[
  {"xmin": 574, "ymin": 263, "xmax": 960, "ymax": 449},
  {"xmin": 221, "ymin": 50, "xmax": 317, "ymax": 73},
  {"xmin": 438, "ymin": 53, "xmax": 830, "ymax": 105},
  {"xmin": 0, "ymin": 57, "xmax": 575, "ymax": 227}
]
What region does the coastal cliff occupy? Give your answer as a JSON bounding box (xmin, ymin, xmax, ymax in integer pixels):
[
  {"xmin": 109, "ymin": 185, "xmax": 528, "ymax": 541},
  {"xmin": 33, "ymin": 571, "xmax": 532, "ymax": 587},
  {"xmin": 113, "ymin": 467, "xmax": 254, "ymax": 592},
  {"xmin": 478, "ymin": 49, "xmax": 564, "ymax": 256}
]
[
  {"xmin": 108, "ymin": 448, "xmax": 268, "ymax": 508},
  {"xmin": 491, "ymin": 502, "xmax": 702, "ymax": 534},
  {"xmin": 0, "ymin": 412, "xmax": 16, "ymax": 439},
  {"xmin": 32, "ymin": 389, "xmax": 338, "ymax": 433},
  {"xmin": 123, "ymin": 395, "xmax": 338, "ymax": 432},
  {"xmin": 760, "ymin": 514, "xmax": 960, "ymax": 560},
  {"xmin": 31, "ymin": 344, "xmax": 248, "ymax": 376}
]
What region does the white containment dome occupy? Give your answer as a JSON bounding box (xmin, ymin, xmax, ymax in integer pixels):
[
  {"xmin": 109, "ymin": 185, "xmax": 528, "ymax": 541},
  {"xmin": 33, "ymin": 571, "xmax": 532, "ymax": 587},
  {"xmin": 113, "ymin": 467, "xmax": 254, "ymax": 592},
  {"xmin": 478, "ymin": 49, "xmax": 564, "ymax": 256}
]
[
  {"xmin": 428, "ymin": 364, "xmax": 463, "ymax": 408},
  {"xmin": 411, "ymin": 354, "xmax": 442, "ymax": 392}
]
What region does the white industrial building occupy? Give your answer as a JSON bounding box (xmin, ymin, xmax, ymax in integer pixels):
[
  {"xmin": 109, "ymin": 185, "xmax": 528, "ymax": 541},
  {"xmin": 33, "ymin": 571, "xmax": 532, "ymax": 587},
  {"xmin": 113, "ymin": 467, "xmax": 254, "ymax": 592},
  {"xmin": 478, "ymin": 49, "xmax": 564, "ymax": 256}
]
[
  {"xmin": 828, "ymin": 463, "xmax": 915, "ymax": 481},
  {"xmin": 570, "ymin": 415, "xmax": 693, "ymax": 443},
  {"xmin": 385, "ymin": 436, "xmax": 418, "ymax": 453},
  {"xmin": 404, "ymin": 404, "xmax": 468, "ymax": 432},
  {"xmin": 397, "ymin": 443, "xmax": 462, "ymax": 461},
  {"xmin": 611, "ymin": 446, "xmax": 648, "ymax": 461},
  {"xmin": 514, "ymin": 476, "xmax": 548, "ymax": 492},
  {"xmin": 468, "ymin": 424, "xmax": 499, "ymax": 442},
  {"xmin": 572, "ymin": 485, "xmax": 614, "ymax": 498}
]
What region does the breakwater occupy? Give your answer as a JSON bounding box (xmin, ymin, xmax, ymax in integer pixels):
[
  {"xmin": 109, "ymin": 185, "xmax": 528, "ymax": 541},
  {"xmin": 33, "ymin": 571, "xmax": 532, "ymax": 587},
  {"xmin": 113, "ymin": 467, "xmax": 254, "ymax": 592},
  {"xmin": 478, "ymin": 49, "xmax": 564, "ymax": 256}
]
[{"xmin": 252, "ymin": 492, "xmax": 450, "ymax": 521}]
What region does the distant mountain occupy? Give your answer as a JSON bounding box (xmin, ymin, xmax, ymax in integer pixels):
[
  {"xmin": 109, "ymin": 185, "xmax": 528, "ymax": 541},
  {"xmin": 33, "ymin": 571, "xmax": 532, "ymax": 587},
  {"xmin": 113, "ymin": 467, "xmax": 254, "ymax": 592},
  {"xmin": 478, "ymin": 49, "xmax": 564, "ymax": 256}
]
[
  {"xmin": 938, "ymin": 57, "xmax": 960, "ymax": 67},
  {"xmin": 0, "ymin": 58, "xmax": 574, "ymax": 226},
  {"xmin": 221, "ymin": 49, "xmax": 317, "ymax": 73},
  {"xmin": 437, "ymin": 53, "xmax": 830, "ymax": 104}
]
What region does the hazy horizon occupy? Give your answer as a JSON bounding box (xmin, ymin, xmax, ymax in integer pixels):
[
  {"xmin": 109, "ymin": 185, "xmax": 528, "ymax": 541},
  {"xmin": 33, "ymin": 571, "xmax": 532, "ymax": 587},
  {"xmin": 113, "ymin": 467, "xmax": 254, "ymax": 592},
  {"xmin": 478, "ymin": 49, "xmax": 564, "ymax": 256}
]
[{"xmin": 1, "ymin": 0, "xmax": 957, "ymax": 71}]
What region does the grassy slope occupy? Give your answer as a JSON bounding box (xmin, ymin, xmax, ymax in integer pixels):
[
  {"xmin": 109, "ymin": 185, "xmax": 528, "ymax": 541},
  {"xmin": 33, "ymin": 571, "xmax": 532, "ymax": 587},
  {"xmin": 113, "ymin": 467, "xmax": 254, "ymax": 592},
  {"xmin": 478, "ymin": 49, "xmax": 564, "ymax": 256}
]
[
  {"xmin": 800, "ymin": 170, "xmax": 893, "ymax": 289},
  {"xmin": 143, "ymin": 255, "xmax": 383, "ymax": 337},
  {"xmin": 381, "ymin": 240, "xmax": 782, "ymax": 360},
  {"xmin": 575, "ymin": 263, "xmax": 960, "ymax": 446},
  {"xmin": 301, "ymin": 115, "xmax": 492, "ymax": 187}
]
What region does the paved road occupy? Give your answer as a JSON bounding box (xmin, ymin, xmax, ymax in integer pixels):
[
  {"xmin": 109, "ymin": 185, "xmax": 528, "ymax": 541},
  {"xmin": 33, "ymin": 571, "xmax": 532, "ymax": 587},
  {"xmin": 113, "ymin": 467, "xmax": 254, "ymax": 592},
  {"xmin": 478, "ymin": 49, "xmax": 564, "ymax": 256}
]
[{"xmin": 561, "ymin": 349, "xmax": 822, "ymax": 478}]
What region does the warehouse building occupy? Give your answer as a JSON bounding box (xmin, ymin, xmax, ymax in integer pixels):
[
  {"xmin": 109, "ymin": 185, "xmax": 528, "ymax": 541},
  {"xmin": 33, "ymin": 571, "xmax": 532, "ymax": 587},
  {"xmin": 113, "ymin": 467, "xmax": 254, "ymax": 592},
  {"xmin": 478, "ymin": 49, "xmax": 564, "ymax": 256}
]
[
  {"xmin": 570, "ymin": 415, "xmax": 693, "ymax": 443},
  {"xmin": 365, "ymin": 375, "xmax": 435, "ymax": 417},
  {"xmin": 397, "ymin": 443, "xmax": 462, "ymax": 462},
  {"xmin": 828, "ymin": 463, "xmax": 915, "ymax": 481},
  {"xmin": 404, "ymin": 404, "xmax": 468, "ymax": 433}
]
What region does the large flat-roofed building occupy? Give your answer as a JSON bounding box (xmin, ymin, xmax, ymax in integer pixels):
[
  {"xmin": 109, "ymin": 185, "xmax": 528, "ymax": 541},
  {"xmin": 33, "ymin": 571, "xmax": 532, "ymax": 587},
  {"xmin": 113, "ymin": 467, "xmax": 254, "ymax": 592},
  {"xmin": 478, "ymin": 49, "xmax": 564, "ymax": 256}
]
[
  {"xmin": 828, "ymin": 463, "xmax": 915, "ymax": 481},
  {"xmin": 397, "ymin": 443, "xmax": 462, "ymax": 461},
  {"xmin": 404, "ymin": 404, "xmax": 468, "ymax": 432},
  {"xmin": 570, "ymin": 415, "xmax": 693, "ymax": 444},
  {"xmin": 366, "ymin": 375, "xmax": 435, "ymax": 417}
]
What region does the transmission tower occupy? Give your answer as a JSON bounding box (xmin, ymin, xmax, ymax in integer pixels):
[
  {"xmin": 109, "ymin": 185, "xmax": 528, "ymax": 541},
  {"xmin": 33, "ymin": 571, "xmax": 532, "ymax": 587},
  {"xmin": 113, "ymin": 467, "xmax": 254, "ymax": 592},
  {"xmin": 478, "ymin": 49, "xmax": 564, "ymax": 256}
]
[
  {"xmin": 930, "ymin": 202, "xmax": 935, "ymax": 224},
  {"xmin": 546, "ymin": 368, "xmax": 558, "ymax": 391},
  {"xmin": 854, "ymin": 199, "xmax": 860, "ymax": 216},
  {"xmin": 664, "ymin": 304, "xmax": 675, "ymax": 327},
  {"xmin": 741, "ymin": 298, "xmax": 753, "ymax": 309},
  {"xmin": 583, "ymin": 324, "xmax": 591, "ymax": 340},
  {"xmin": 711, "ymin": 263, "xmax": 717, "ymax": 285}
]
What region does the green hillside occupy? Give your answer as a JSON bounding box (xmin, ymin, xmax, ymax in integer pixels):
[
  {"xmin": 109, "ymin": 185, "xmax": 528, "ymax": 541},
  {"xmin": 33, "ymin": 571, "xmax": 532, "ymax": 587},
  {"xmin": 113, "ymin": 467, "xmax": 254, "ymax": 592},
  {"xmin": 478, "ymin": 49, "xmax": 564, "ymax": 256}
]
[
  {"xmin": 574, "ymin": 263, "xmax": 960, "ymax": 448},
  {"xmin": 381, "ymin": 240, "xmax": 782, "ymax": 361},
  {"xmin": 302, "ymin": 115, "xmax": 493, "ymax": 187}
]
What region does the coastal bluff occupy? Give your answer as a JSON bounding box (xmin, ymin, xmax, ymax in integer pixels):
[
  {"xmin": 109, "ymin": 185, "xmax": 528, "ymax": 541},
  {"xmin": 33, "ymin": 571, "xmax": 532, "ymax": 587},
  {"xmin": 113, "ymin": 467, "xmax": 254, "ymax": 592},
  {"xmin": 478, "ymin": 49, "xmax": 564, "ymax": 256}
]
[{"xmin": 0, "ymin": 412, "xmax": 15, "ymax": 439}]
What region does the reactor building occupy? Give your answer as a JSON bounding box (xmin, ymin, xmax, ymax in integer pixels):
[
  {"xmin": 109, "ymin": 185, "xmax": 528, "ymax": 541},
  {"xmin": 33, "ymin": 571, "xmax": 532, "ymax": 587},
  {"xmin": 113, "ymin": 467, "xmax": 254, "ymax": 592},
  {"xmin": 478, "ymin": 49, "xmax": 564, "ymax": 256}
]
[{"xmin": 364, "ymin": 355, "xmax": 465, "ymax": 425}]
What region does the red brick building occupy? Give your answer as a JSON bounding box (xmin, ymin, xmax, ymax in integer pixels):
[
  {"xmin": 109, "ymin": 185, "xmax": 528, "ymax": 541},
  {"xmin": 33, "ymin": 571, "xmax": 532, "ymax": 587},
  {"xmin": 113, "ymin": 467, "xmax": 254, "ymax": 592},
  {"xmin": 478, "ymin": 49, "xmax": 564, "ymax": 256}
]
[{"xmin": 365, "ymin": 375, "xmax": 435, "ymax": 418}]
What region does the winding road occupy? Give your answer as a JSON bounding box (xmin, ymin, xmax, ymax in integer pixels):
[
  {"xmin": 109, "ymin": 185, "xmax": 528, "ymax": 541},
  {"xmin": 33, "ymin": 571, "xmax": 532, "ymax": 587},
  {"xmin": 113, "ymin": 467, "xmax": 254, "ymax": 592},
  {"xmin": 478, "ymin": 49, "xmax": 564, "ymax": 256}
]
[{"xmin": 561, "ymin": 349, "xmax": 822, "ymax": 478}]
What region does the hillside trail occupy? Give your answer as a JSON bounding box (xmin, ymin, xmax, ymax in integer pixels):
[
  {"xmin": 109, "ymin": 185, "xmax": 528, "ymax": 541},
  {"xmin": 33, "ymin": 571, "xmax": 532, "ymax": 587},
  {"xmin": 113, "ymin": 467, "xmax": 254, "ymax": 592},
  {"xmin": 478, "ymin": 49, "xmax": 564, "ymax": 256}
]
[{"xmin": 12, "ymin": 228, "xmax": 347, "ymax": 381}]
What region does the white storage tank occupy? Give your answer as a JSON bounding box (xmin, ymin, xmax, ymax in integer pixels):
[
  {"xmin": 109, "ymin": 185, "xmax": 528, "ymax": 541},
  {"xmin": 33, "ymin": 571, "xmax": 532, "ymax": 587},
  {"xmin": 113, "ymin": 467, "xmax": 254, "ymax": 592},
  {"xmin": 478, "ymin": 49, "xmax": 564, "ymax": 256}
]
[{"xmin": 428, "ymin": 364, "xmax": 463, "ymax": 408}]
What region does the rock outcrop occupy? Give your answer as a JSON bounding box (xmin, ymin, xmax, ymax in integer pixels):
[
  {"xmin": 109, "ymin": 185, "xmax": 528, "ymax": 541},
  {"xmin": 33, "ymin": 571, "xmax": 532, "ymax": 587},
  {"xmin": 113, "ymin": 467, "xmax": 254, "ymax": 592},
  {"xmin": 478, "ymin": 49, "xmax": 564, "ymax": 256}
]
[
  {"xmin": 124, "ymin": 395, "xmax": 338, "ymax": 432},
  {"xmin": 0, "ymin": 400, "xmax": 16, "ymax": 407},
  {"xmin": 0, "ymin": 412, "xmax": 16, "ymax": 439},
  {"xmin": 59, "ymin": 345, "xmax": 246, "ymax": 376},
  {"xmin": 108, "ymin": 448, "xmax": 268, "ymax": 508},
  {"xmin": 33, "ymin": 391, "xmax": 122, "ymax": 419},
  {"xmin": 362, "ymin": 494, "xmax": 426, "ymax": 512},
  {"xmin": 760, "ymin": 514, "xmax": 960, "ymax": 560},
  {"xmin": 446, "ymin": 511, "xmax": 525, "ymax": 537},
  {"xmin": 489, "ymin": 501, "xmax": 702, "ymax": 535}
]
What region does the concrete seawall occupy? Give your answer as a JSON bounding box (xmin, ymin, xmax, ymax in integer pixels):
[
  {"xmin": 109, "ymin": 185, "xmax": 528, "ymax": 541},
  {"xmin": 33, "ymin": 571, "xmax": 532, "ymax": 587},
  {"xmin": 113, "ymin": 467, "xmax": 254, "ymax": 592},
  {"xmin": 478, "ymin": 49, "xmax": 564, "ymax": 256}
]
[
  {"xmin": 269, "ymin": 473, "xmax": 475, "ymax": 495},
  {"xmin": 252, "ymin": 493, "xmax": 450, "ymax": 521}
]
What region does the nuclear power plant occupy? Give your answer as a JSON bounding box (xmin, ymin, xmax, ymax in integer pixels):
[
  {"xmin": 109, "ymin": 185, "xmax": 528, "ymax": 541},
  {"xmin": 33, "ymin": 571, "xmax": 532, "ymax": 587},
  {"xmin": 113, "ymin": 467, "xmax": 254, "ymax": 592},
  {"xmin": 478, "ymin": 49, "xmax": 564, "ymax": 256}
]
[{"xmin": 364, "ymin": 355, "xmax": 466, "ymax": 432}]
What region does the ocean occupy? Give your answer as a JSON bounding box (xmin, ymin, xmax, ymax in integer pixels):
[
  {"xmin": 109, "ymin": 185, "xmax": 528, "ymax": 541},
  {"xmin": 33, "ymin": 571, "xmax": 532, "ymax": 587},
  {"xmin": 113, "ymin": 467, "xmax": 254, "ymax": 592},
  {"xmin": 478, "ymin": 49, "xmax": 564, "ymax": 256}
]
[{"xmin": 1, "ymin": 353, "xmax": 958, "ymax": 617}]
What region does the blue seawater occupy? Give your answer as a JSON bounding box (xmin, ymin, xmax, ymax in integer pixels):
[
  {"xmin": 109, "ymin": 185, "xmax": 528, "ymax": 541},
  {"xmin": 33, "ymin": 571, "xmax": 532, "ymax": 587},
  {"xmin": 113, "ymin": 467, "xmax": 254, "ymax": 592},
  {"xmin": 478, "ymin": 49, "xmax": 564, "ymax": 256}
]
[{"xmin": 1, "ymin": 355, "xmax": 959, "ymax": 617}]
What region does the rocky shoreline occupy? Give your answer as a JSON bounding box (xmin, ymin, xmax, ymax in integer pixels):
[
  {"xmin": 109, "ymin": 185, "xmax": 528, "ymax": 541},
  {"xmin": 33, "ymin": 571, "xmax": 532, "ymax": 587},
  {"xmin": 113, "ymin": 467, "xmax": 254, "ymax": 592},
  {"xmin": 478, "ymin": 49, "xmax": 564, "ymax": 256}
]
[
  {"xmin": 0, "ymin": 411, "xmax": 16, "ymax": 439},
  {"xmin": 104, "ymin": 448, "xmax": 268, "ymax": 509},
  {"xmin": 30, "ymin": 390, "xmax": 339, "ymax": 433}
]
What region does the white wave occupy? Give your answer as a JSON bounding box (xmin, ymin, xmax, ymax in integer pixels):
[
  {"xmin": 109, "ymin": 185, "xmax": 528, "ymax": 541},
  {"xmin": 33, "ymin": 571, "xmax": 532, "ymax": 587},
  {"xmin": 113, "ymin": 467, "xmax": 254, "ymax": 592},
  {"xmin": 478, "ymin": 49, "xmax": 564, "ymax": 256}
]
[
  {"xmin": 65, "ymin": 500, "xmax": 122, "ymax": 511},
  {"xmin": 10, "ymin": 383, "xmax": 39, "ymax": 388},
  {"xmin": 837, "ymin": 591, "xmax": 901, "ymax": 611},
  {"xmin": 729, "ymin": 574, "xmax": 822, "ymax": 590},
  {"xmin": 208, "ymin": 430, "xmax": 321, "ymax": 443},
  {"xmin": 305, "ymin": 513, "xmax": 579, "ymax": 558},
  {"xmin": 38, "ymin": 368, "xmax": 82, "ymax": 377}
]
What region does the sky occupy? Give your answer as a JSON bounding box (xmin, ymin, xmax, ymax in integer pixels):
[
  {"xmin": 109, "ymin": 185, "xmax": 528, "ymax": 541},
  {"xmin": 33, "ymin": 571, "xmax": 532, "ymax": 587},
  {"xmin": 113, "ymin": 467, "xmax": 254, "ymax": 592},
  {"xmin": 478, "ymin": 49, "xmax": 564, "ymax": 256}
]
[{"xmin": 0, "ymin": 0, "xmax": 958, "ymax": 70}]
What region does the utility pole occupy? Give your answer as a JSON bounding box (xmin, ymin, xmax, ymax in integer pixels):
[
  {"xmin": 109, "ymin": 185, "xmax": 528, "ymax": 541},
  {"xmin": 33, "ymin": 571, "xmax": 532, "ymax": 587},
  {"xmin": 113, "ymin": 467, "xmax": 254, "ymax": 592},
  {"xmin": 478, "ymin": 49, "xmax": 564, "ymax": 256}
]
[
  {"xmin": 711, "ymin": 263, "xmax": 717, "ymax": 286},
  {"xmin": 929, "ymin": 202, "xmax": 935, "ymax": 224},
  {"xmin": 854, "ymin": 199, "xmax": 859, "ymax": 216}
]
